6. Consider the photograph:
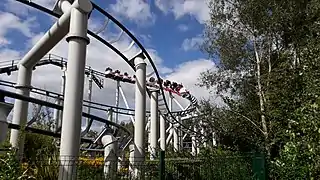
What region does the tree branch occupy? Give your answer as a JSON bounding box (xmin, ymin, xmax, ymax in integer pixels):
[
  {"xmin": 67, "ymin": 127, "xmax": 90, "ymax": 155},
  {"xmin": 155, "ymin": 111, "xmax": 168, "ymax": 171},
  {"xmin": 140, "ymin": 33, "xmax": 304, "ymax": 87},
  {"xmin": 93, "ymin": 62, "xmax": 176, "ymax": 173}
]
[{"xmin": 227, "ymin": 109, "xmax": 265, "ymax": 135}]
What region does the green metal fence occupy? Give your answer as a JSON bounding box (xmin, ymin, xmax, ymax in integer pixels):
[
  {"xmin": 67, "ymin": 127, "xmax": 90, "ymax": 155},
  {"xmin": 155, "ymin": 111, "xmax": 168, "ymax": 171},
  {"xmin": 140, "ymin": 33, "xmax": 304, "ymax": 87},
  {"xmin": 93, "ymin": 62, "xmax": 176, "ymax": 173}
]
[
  {"xmin": 0, "ymin": 151, "xmax": 266, "ymax": 179},
  {"xmin": 160, "ymin": 151, "xmax": 266, "ymax": 180}
]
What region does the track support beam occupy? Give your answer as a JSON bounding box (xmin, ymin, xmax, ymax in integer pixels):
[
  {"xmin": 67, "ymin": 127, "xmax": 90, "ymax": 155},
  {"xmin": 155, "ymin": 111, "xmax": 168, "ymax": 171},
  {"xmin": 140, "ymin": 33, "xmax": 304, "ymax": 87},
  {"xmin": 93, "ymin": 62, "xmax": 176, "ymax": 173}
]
[
  {"xmin": 130, "ymin": 54, "xmax": 147, "ymax": 179},
  {"xmin": 149, "ymin": 90, "xmax": 159, "ymax": 160},
  {"xmin": 58, "ymin": 0, "xmax": 92, "ymax": 179}
]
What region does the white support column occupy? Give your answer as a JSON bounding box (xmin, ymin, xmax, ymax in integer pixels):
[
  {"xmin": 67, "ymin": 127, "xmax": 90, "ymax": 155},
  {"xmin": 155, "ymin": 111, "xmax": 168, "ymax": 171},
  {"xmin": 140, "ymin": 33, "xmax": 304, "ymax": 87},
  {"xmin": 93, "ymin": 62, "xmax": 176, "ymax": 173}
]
[
  {"xmin": 59, "ymin": 68, "xmax": 66, "ymax": 127},
  {"xmin": 119, "ymin": 86, "xmax": 135, "ymax": 123},
  {"xmin": 173, "ymin": 116, "xmax": 181, "ymax": 152},
  {"xmin": 54, "ymin": 69, "xmax": 66, "ymax": 132},
  {"xmin": 10, "ymin": 65, "xmax": 32, "ymax": 158},
  {"xmin": 191, "ymin": 126, "xmax": 197, "ymax": 156},
  {"xmin": 129, "ymin": 144, "xmax": 135, "ymax": 177},
  {"xmin": 173, "ymin": 124, "xmax": 179, "ymax": 152},
  {"xmin": 102, "ymin": 133, "xmax": 118, "ymax": 179},
  {"xmin": 160, "ymin": 115, "xmax": 166, "ymax": 151},
  {"xmin": 18, "ymin": 1, "xmax": 72, "ymax": 69},
  {"xmin": 197, "ymin": 138, "xmax": 200, "ymax": 155},
  {"xmin": 169, "ymin": 93, "xmax": 174, "ymax": 146},
  {"xmin": 80, "ymin": 70, "xmax": 93, "ymax": 136},
  {"xmin": 53, "ymin": 96, "xmax": 61, "ymax": 132},
  {"xmin": 149, "ymin": 90, "xmax": 158, "ymax": 160},
  {"xmin": 87, "ymin": 70, "xmax": 93, "ymax": 117},
  {"xmin": 58, "ymin": 1, "xmax": 92, "ymax": 179},
  {"xmin": 148, "ymin": 117, "xmax": 151, "ymax": 156},
  {"xmin": 115, "ymin": 81, "xmax": 120, "ymax": 124},
  {"xmin": 200, "ymin": 121, "xmax": 207, "ymax": 148},
  {"xmin": 133, "ymin": 55, "xmax": 147, "ymax": 178},
  {"xmin": 166, "ymin": 131, "xmax": 173, "ymax": 145}
]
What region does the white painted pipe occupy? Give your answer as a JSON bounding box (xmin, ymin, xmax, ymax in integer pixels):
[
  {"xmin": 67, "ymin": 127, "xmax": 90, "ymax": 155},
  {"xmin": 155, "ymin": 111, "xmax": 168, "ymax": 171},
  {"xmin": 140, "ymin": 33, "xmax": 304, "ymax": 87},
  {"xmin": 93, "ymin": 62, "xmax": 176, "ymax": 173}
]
[
  {"xmin": 101, "ymin": 134, "xmax": 118, "ymax": 179},
  {"xmin": 10, "ymin": 65, "xmax": 32, "ymax": 158},
  {"xmin": 19, "ymin": 0, "xmax": 92, "ymax": 69},
  {"xmin": 169, "ymin": 94, "xmax": 173, "ymax": 145},
  {"xmin": 160, "ymin": 115, "xmax": 166, "ymax": 151},
  {"xmin": 173, "ymin": 125, "xmax": 179, "ymax": 152},
  {"xmin": 166, "ymin": 123, "xmax": 172, "ymax": 133},
  {"xmin": 18, "ymin": 8, "xmax": 71, "ymax": 69},
  {"xmin": 149, "ymin": 90, "xmax": 158, "ymax": 160},
  {"xmin": 58, "ymin": 0, "xmax": 92, "ymax": 179},
  {"xmin": 191, "ymin": 126, "xmax": 197, "ymax": 156},
  {"xmin": 115, "ymin": 81, "xmax": 120, "ymax": 124},
  {"xmin": 53, "ymin": 97, "xmax": 61, "ymax": 132},
  {"xmin": 129, "ymin": 144, "xmax": 136, "ymax": 178},
  {"xmin": 53, "ymin": 69, "xmax": 66, "ymax": 132},
  {"xmin": 133, "ymin": 55, "xmax": 147, "ymax": 179},
  {"xmin": 119, "ymin": 86, "xmax": 135, "ymax": 123},
  {"xmin": 166, "ymin": 131, "xmax": 173, "ymax": 145}
]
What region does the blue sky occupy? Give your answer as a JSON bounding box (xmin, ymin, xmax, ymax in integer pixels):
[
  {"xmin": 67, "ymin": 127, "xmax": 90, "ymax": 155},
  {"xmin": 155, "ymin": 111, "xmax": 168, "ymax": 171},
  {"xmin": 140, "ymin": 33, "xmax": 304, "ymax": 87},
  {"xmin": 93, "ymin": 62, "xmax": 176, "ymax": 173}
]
[{"xmin": 0, "ymin": 0, "xmax": 209, "ymax": 67}]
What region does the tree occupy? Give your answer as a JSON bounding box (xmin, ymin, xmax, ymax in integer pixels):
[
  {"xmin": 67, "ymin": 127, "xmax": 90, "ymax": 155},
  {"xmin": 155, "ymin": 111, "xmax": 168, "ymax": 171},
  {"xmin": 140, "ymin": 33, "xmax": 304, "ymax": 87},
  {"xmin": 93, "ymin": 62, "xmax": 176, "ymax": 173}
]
[{"xmin": 199, "ymin": 0, "xmax": 320, "ymax": 178}]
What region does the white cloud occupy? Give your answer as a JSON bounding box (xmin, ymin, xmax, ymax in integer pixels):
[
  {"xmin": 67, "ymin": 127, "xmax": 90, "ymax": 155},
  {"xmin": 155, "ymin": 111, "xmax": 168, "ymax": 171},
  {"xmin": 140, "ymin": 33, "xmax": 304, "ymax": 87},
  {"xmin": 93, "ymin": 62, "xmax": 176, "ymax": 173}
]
[
  {"xmin": 4, "ymin": 0, "xmax": 56, "ymax": 16},
  {"xmin": 177, "ymin": 24, "xmax": 189, "ymax": 32},
  {"xmin": 165, "ymin": 59, "xmax": 215, "ymax": 98},
  {"xmin": 0, "ymin": 8, "xmax": 216, "ymax": 131},
  {"xmin": 0, "ymin": 12, "xmax": 37, "ymax": 38},
  {"xmin": 155, "ymin": 0, "xmax": 210, "ymax": 24},
  {"xmin": 0, "ymin": 49, "xmax": 21, "ymax": 62},
  {"xmin": 109, "ymin": 0, "xmax": 155, "ymax": 25},
  {"xmin": 181, "ymin": 35, "xmax": 203, "ymax": 51}
]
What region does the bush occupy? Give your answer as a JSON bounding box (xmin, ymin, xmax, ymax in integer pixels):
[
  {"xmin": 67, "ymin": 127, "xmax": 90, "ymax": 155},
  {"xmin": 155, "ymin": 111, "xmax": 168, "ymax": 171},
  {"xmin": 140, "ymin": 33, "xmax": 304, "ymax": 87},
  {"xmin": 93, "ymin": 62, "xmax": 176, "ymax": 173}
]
[{"xmin": 0, "ymin": 150, "xmax": 35, "ymax": 180}]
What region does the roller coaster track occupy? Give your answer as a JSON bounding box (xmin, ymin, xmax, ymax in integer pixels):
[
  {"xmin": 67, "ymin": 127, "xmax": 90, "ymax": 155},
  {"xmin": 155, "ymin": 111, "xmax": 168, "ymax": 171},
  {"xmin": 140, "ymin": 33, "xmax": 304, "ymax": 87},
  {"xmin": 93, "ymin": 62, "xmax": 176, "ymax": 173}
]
[
  {"xmin": 0, "ymin": 54, "xmax": 196, "ymax": 105},
  {"xmin": 6, "ymin": 0, "xmax": 205, "ymax": 138},
  {"xmin": 0, "ymin": 54, "xmax": 195, "ymax": 116},
  {"xmin": 0, "ymin": 88, "xmax": 132, "ymax": 146}
]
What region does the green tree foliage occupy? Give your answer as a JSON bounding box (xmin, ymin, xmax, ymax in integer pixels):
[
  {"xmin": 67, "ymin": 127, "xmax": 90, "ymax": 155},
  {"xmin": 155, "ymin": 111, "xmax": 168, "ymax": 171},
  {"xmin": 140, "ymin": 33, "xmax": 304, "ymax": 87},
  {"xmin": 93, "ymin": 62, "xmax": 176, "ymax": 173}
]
[{"xmin": 199, "ymin": 0, "xmax": 320, "ymax": 178}]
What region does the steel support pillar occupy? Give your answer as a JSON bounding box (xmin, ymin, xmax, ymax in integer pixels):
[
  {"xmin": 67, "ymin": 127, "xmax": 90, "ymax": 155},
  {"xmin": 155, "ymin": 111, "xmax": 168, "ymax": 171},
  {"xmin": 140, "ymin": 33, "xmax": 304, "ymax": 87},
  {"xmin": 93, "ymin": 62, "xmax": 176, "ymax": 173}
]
[
  {"xmin": 147, "ymin": 116, "xmax": 151, "ymax": 156},
  {"xmin": 54, "ymin": 70, "xmax": 66, "ymax": 132},
  {"xmin": 80, "ymin": 70, "xmax": 93, "ymax": 136},
  {"xmin": 87, "ymin": 70, "xmax": 93, "ymax": 118},
  {"xmin": 132, "ymin": 55, "xmax": 146, "ymax": 179},
  {"xmin": 59, "ymin": 69, "xmax": 66, "ymax": 126},
  {"xmin": 9, "ymin": 65, "xmax": 32, "ymax": 158},
  {"xmin": 119, "ymin": 86, "xmax": 135, "ymax": 123},
  {"xmin": 160, "ymin": 115, "xmax": 166, "ymax": 151},
  {"xmin": 173, "ymin": 117, "xmax": 180, "ymax": 152},
  {"xmin": 166, "ymin": 130, "xmax": 173, "ymax": 145},
  {"xmin": 173, "ymin": 124, "xmax": 179, "ymax": 152},
  {"xmin": 58, "ymin": 1, "xmax": 92, "ymax": 179},
  {"xmin": 191, "ymin": 126, "xmax": 197, "ymax": 156},
  {"xmin": 115, "ymin": 81, "xmax": 120, "ymax": 124},
  {"xmin": 200, "ymin": 120, "xmax": 207, "ymax": 148},
  {"xmin": 18, "ymin": 4, "xmax": 71, "ymax": 69},
  {"xmin": 149, "ymin": 90, "xmax": 158, "ymax": 160},
  {"xmin": 53, "ymin": 96, "xmax": 61, "ymax": 132},
  {"xmin": 101, "ymin": 133, "xmax": 118, "ymax": 179},
  {"xmin": 10, "ymin": 0, "xmax": 73, "ymax": 159},
  {"xmin": 168, "ymin": 93, "xmax": 173, "ymax": 145},
  {"xmin": 129, "ymin": 144, "xmax": 135, "ymax": 177}
]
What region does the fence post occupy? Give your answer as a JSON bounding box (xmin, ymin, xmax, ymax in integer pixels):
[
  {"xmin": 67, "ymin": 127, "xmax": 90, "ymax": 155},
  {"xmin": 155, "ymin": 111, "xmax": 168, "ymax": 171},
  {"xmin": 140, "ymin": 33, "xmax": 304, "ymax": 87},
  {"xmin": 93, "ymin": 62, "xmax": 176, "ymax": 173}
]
[
  {"xmin": 252, "ymin": 152, "xmax": 266, "ymax": 180},
  {"xmin": 159, "ymin": 151, "xmax": 165, "ymax": 180}
]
